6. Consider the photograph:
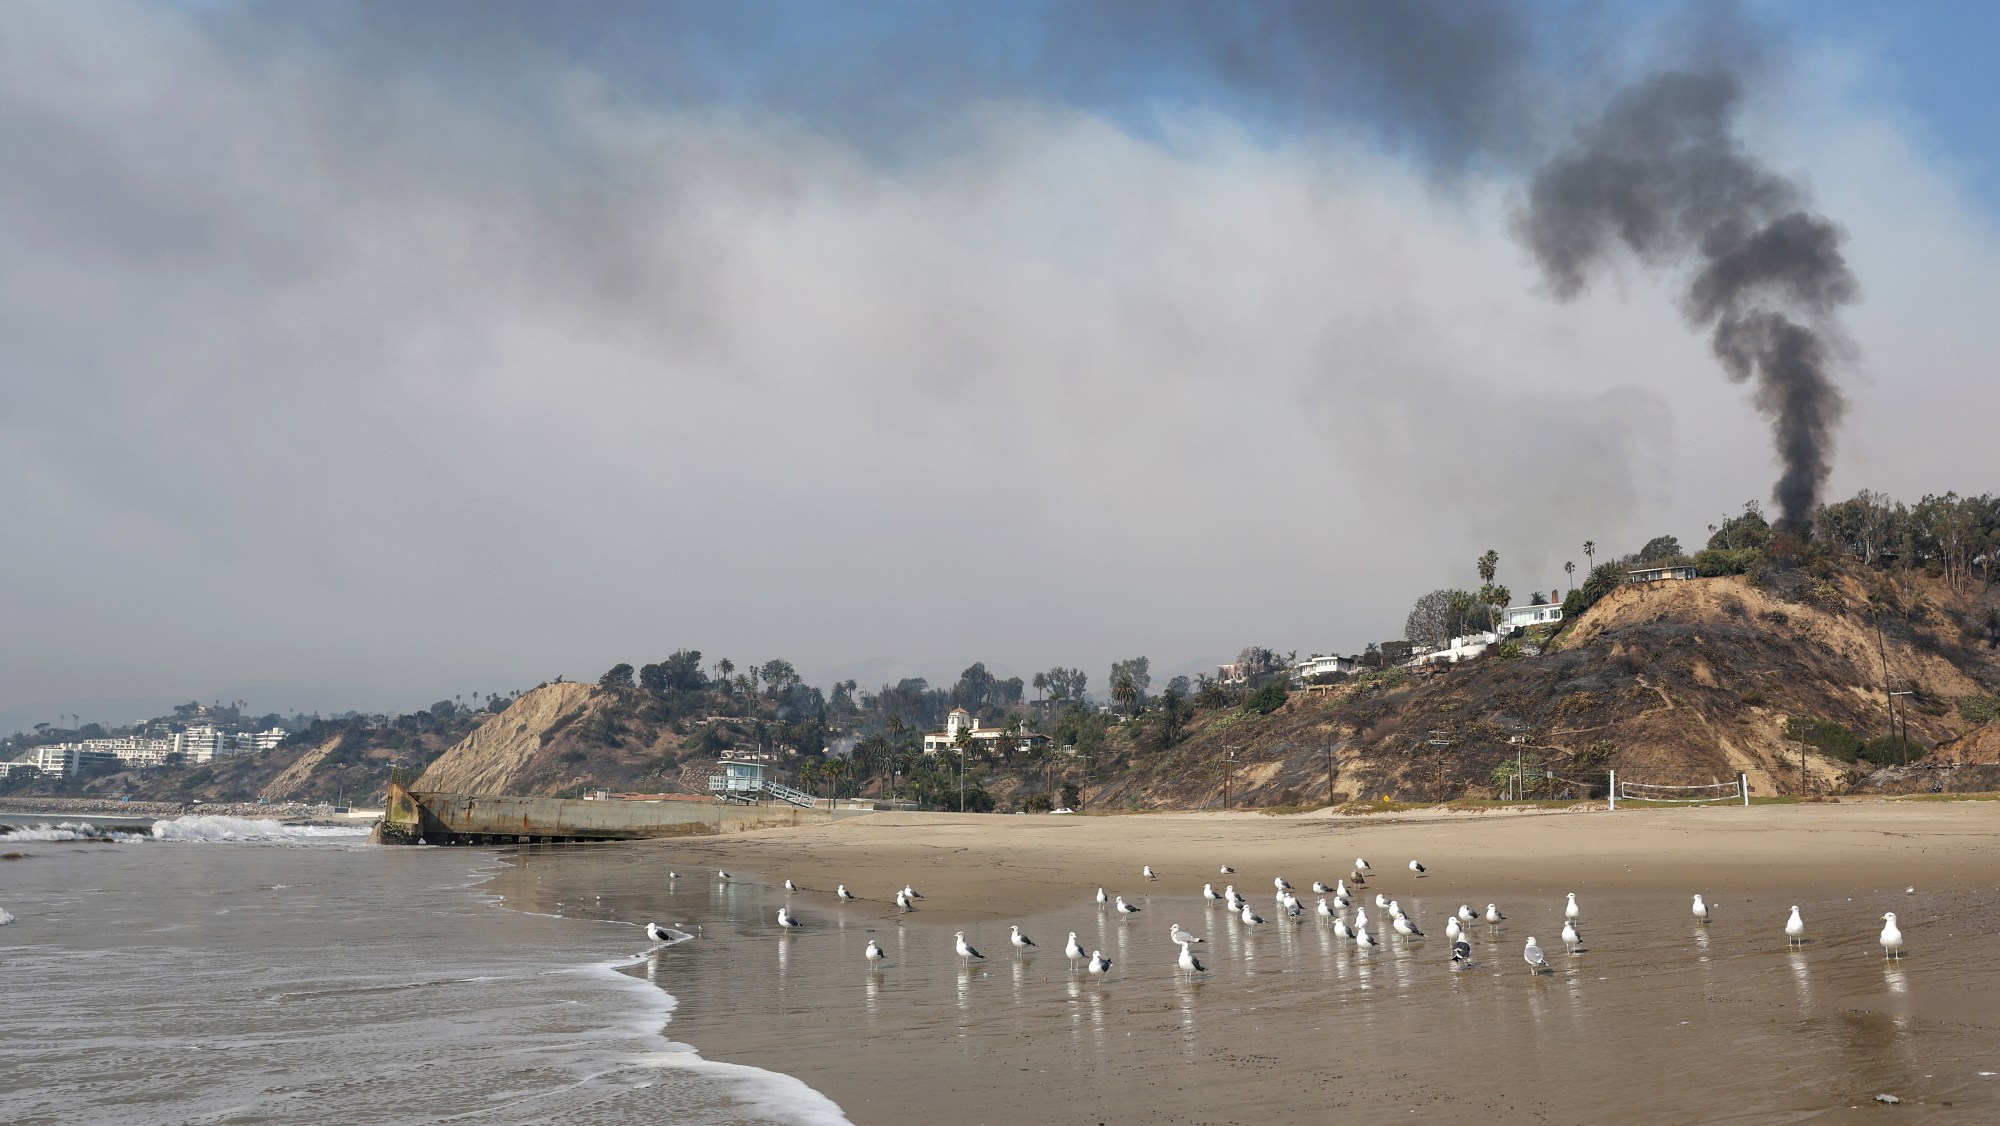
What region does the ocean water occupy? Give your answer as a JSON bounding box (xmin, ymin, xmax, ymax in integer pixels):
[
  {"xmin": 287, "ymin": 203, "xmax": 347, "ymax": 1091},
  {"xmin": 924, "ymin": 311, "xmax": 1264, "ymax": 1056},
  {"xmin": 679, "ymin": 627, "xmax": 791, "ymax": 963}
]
[{"xmin": 0, "ymin": 817, "xmax": 847, "ymax": 1125}]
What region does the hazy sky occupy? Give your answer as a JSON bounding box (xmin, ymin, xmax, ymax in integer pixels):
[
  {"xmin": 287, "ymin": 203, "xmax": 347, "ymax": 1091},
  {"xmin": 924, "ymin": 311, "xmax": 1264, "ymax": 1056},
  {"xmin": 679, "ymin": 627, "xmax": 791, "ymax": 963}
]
[{"xmin": 4, "ymin": 1, "xmax": 1997, "ymax": 725}]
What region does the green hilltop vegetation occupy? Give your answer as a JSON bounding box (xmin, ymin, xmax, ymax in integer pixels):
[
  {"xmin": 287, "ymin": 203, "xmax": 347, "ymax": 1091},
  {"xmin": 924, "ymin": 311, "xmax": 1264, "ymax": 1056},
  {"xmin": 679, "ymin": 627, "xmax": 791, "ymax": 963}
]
[{"xmin": 6, "ymin": 489, "xmax": 1997, "ymax": 810}]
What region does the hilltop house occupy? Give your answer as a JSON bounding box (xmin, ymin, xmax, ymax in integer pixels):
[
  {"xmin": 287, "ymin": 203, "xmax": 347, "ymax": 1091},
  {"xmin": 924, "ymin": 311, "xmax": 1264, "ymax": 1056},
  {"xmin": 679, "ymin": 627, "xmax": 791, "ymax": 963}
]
[
  {"xmin": 1408, "ymin": 631, "xmax": 1499, "ymax": 666},
  {"xmin": 1293, "ymin": 654, "xmax": 1358, "ymax": 682},
  {"xmin": 922, "ymin": 707, "xmax": 1052, "ymax": 756},
  {"xmin": 1629, "ymin": 564, "xmax": 1699, "ymax": 582},
  {"xmin": 1502, "ymin": 601, "xmax": 1565, "ymax": 631}
]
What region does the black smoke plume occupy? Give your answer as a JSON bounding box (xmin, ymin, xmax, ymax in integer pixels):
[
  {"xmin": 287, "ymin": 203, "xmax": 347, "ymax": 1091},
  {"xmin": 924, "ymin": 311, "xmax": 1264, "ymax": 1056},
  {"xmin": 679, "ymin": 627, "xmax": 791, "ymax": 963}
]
[{"xmin": 1517, "ymin": 71, "xmax": 1857, "ymax": 531}]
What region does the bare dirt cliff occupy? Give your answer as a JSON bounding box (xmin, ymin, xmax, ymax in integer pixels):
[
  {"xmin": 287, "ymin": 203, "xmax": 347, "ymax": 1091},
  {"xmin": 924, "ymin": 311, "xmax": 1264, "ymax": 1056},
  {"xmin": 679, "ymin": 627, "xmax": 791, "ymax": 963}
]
[{"xmin": 415, "ymin": 682, "xmax": 598, "ymax": 794}]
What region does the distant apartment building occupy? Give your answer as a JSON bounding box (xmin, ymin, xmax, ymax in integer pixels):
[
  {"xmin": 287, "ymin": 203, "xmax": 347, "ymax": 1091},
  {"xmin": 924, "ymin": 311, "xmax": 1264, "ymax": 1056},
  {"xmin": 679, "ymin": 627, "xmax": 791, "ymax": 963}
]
[
  {"xmin": 172, "ymin": 724, "xmax": 284, "ymax": 763},
  {"xmin": 921, "ymin": 708, "xmax": 1052, "ymax": 756},
  {"xmin": 25, "ymin": 743, "xmax": 120, "ymax": 777}
]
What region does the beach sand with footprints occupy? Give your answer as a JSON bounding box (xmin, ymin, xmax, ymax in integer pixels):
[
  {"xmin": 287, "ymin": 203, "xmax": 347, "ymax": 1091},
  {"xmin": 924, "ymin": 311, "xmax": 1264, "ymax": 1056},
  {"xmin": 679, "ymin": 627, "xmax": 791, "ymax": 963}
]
[{"xmin": 487, "ymin": 801, "xmax": 2000, "ymax": 1122}]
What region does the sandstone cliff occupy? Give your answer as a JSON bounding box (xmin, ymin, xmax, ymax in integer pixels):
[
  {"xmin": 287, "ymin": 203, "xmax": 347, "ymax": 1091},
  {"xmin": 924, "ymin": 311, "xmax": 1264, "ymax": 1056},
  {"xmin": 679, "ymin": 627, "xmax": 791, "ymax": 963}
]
[{"xmin": 415, "ymin": 682, "xmax": 597, "ymax": 794}]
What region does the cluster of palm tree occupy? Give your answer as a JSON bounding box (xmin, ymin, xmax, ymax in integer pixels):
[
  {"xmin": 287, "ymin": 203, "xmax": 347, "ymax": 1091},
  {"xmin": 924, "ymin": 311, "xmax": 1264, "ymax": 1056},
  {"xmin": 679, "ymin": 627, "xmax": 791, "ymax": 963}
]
[{"xmin": 795, "ymin": 756, "xmax": 854, "ymax": 804}]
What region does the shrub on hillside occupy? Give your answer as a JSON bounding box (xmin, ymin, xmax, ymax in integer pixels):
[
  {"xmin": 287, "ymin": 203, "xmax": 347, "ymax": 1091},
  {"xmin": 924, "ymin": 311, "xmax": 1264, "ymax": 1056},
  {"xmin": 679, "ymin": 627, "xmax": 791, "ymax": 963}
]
[
  {"xmin": 1860, "ymin": 733, "xmax": 1919, "ymax": 765},
  {"xmin": 1958, "ymin": 694, "xmax": 2000, "ymax": 724},
  {"xmin": 1242, "ymin": 680, "xmax": 1290, "ymax": 715}
]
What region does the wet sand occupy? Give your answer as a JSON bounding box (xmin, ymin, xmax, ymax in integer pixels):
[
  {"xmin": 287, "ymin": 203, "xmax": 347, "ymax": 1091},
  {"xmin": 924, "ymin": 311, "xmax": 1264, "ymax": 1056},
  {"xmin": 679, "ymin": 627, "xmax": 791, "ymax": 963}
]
[{"xmin": 489, "ymin": 802, "xmax": 2000, "ymax": 1123}]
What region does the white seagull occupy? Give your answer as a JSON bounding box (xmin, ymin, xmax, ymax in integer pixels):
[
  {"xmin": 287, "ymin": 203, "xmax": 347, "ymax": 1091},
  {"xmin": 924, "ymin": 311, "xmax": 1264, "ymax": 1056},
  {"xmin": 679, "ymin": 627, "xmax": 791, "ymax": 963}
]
[
  {"xmin": 668, "ymin": 871, "xmax": 679, "ymax": 879},
  {"xmin": 895, "ymin": 889, "xmax": 913, "ymax": 911},
  {"xmin": 1240, "ymin": 903, "xmax": 1265, "ymax": 925},
  {"xmin": 1444, "ymin": 918, "xmax": 1463, "ymax": 941},
  {"xmin": 955, "ymin": 931, "xmax": 985, "ymax": 961},
  {"xmin": 1785, "ymin": 906, "xmax": 1805, "ymax": 946},
  {"xmin": 1064, "ymin": 931, "xmax": 1086, "ymax": 960},
  {"xmin": 1692, "ymin": 894, "xmax": 1709, "ymax": 924},
  {"xmin": 1409, "ymin": 860, "xmax": 1426, "ymax": 876},
  {"xmin": 1335, "ymin": 879, "xmax": 1349, "ymax": 898},
  {"xmin": 1485, "ymin": 903, "xmax": 1505, "ymax": 925},
  {"xmin": 1561, "ymin": 920, "xmax": 1581, "ymax": 952},
  {"xmin": 902, "ymin": 885, "xmax": 924, "ymax": 900},
  {"xmin": 1312, "ymin": 880, "xmax": 1332, "ymax": 895},
  {"xmin": 1457, "ymin": 905, "xmax": 1478, "ymax": 925},
  {"xmin": 1355, "ymin": 906, "xmax": 1369, "ymax": 931},
  {"xmin": 1355, "ymin": 857, "xmax": 1372, "ymax": 872},
  {"xmin": 1393, "ymin": 915, "xmax": 1424, "ymax": 938},
  {"xmin": 1389, "ymin": 900, "xmax": 1406, "ymax": 920},
  {"xmin": 1334, "ymin": 892, "xmax": 1352, "ymax": 908},
  {"xmin": 717, "ymin": 871, "xmax": 731, "ymax": 881},
  {"xmin": 1010, "ymin": 925, "xmax": 1038, "ymax": 951},
  {"xmin": 1115, "ymin": 896, "xmax": 1142, "ymax": 915},
  {"xmin": 777, "ymin": 907, "xmax": 801, "ymax": 928},
  {"xmin": 1178, "ymin": 940, "xmax": 1207, "ymax": 973},
  {"xmin": 864, "ymin": 940, "xmax": 885, "ymax": 964},
  {"xmin": 1225, "ymin": 886, "xmax": 1245, "ymax": 910},
  {"xmin": 1171, "ymin": 923, "xmax": 1205, "ymax": 945},
  {"xmin": 1564, "ymin": 892, "xmax": 1581, "ymax": 921},
  {"xmin": 1274, "ymin": 876, "xmax": 1293, "ymax": 892},
  {"xmin": 1880, "ymin": 912, "xmax": 1904, "ymax": 958},
  {"xmin": 837, "ymin": 884, "xmax": 856, "ymax": 901},
  {"xmin": 1220, "ymin": 865, "xmax": 1235, "ymax": 874},
  {"xmin": 1203, "ymin": 883, "xmax": 1220, "ymax": 901},
  {"xmin": 1095, "ymin": 887, "xmax": 1109, "ymax": 905},
  {"xmin": 1143, "ymin": 865, "xmax": 1158, "ymax": 880},
  {"xmin": 1524, "ymin": 937, "xmax": 1548, "ymax": 973},
  {"xmin": 645, "ymin": 922, "xmax": 674, "ymax": 943},
  {"xmin": 1374, "ymin": 893, "xmax": 1389, "ymax": 909},
  {"xmin": 1333, "ymin": 916, "xmax": 1353, "ymax": 940},
  {"xmin": 1355, "ymin": 924, "xmax": 1378, "ymax": 950},
  {"xmin": 1088, "ymin": 950, "xmax": 1112, "ymax": 974},
  {"xmin": 784, "ymin": 878, "xmax": 797, "ymax": 893},
  {"xmin": 1317, "ymin": 896, "xmax": 1336, "ymax": 919}
]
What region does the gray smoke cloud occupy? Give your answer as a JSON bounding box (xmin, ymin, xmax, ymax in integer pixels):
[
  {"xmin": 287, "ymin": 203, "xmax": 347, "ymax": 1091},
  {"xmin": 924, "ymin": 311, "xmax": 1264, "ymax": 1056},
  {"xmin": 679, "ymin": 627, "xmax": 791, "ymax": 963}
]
[{"xmin": 1517, "ymin": 70, "xmax": 1859, "ymax": 531}]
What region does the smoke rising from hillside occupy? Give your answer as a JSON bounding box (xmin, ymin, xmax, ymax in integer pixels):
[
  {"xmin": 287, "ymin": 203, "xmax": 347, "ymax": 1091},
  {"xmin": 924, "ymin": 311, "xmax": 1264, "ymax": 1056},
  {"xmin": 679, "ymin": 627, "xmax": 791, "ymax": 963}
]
[{"xmin": 1518, "ymin": 71, "xmax": 1859, "ymax": 531}]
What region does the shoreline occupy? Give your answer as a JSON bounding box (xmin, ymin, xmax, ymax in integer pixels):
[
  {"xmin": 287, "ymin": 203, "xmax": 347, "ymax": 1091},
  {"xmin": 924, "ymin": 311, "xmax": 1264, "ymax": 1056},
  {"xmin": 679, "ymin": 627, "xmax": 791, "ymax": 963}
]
[{"xmin": 495, "ymin": 801, "xmax": 2000, "ymax": 1123}]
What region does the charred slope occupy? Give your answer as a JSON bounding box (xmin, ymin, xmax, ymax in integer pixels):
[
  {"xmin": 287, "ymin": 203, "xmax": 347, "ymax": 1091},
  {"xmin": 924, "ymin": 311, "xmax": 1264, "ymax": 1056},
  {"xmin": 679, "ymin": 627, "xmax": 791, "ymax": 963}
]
[{"xmin": 1092, "ymin": 570, "xmax": 1996, "ymax": 808}]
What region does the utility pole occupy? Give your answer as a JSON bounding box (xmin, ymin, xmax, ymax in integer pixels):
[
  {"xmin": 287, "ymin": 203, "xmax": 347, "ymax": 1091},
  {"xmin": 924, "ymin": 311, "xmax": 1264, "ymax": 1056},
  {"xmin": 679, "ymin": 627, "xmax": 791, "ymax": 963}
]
[
  {"xmin": 1223, "ymin": 746, "xmax": 1240, "ymax": 811},
  {"xmin": 1889, "ymin": 683, "xmax": 1915, "ymax": 767},
  {"xmin": 1876, "ymin": 611, "xmax": 1901, "ymax": 770}
]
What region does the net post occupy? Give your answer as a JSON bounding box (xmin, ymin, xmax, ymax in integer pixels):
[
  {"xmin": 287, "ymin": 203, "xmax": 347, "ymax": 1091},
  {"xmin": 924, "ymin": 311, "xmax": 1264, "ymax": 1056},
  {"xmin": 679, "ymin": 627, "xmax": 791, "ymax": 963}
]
[
  {"xmin": 1740, "ymin": 772, "xmax": 1749, "ymax": 807},
  {"xmin": 1608, "ymin": 769, "xmax": 1616, "ymax": 811}
]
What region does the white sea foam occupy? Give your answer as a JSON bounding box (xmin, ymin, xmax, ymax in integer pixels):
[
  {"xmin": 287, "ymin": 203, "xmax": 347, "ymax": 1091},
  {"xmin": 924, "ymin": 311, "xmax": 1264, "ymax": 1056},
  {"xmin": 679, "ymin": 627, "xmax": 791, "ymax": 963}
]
[
  {"xmin": 0, "ymin": 821, "xmax": 118, "ymax": 842},
  {"xmin": 0, "ymin": 907, "xmax": 15, "ymax": 925},
  {"xmin": 149, "ymin": 815, "xmax": 370, "ymax": 843}
]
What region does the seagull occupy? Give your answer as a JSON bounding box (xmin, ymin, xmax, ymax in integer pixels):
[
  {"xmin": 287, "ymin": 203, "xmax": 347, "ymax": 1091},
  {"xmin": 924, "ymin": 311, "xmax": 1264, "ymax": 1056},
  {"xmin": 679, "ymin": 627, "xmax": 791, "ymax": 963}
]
[
  {"xmin": 1445, "ymin": 918, "xmax": 1463, "ymax": 941},
  {"xmin": 1240, "ymin": 903, "xmax": 1265, "ymax": 925},
  {"xmin": 1178, "ymin": 940, "xmax": 1207, "ymax": 973},
  {"xmin": 1486, "ymin": 903, "xmax": 1505, "ymax": 925},
  {"xmin": 864, "ymin": 940, "xmax": 885, "ymax": 964},
  {"xmin": 1333, "ymin": 916, "xmax": 1353, "ymax": 940},
  {"xmin": 1374, "ymin": 893, "xmax": 1389, "ymax": 909},
  {"xmin": 1355, "ymin": 924, "xmax": 1378, "ymax": 950},
  {"xmin": 1354, "ymin": 907, "xmax": 1369, "ymax": 931},
  {"xmin": 1096, "ymin": 887, "xmax": 1109, "ymax": 905},
  {"xmin": 1561, "ymin": 920, "xmax": 1581, "ymax": 952},
  {"xmin": 1457, "ymin": 905, "xmax": 1477, "ymax": 925},
  {"xmin": 955, "ymin": 931, "xmax": 985, "ymax": 961},
  {"xmin": 1065, "ymin": 931, "xmax": 1086, "ymax": 960},
  {"xmin": 1451, "ymin": 939, "xmax": 1472, "ymax": 965},
  {"xmin": 777, "ymin": 907, "xmax": 801, "ymax": 928},
  {"xmin": 645, "ymin": 922, "xmax": 674, "ymax": 943},
  {"xmin": 1355, "ymin": 858, "xmax": 1372, "ymax": 872},
  {"xmin": 837, "ymin": 884, "xmax": 856, "ymax": 901},
  {"xmin": 1692, "ymin": 894, "xmax": 1710, "ymax": 924},
  {"xmin": 1285, "ymin": 897, "xmax": 1304, "ymax": 919},
  {"xmin": 1389, "ymin": 900, "xmax": 1406, "ymax": 920},
  {"xmin": 668, "ymin": 871, "xmax": 679, "ymax": 879},
  {"xmin": 1219, "ymin": 865, "xmax": 1234, "ymax": 874},
  {"xmin": 1349, "ymin": 870, "xmax": 1366, "ymax": 886},
  {"xmin": 895, "ymin": 889, "xmax": 913, "ymax": 911},
  {"xmin": 1274, "ymin": 876, "xmax": 1293, "ymax": 892},
  {"xmin": 1115, "ymin": 896, "xmax": 1142, "ymax": 915},
  {"xmin": 1393, "ymin": 915, "xmax": 1424, "ymax": 938},
  {"xmin": 1785, "ymin": 906, "xmax": 1805, "ymax": 946},
  {"xmin": 1225, "ymin": 886, "xmax": 1246, "ymax": 910},
  {"xmin": 1312, "ymin": 881, "xmax": 1332, "ymax": 894},
  {"xmin": 1171, "ymin": 923, "xmax": 1206, "ymax": 945},
  {"xmin": 1880, "ymin": 913, "xmax": 1904, "ymax": 958},
  {"xmin": 784, "ymin": 878, "xmax": 797, "ymax": 893},
  {"xmin": 903, "ymin": 885, "xmax": 924, "ymax": 900},
  {"xmin": 1409, "ymin": 860, "xmax": 1426, "ymax": 876},
  {"xmin": 1143, "ymin": 865, "xmax": 1157, "ymax": 880},
  {"xmin": 1335, "ymin": 879, "xmax": 1349, "ymax": 898},
  {"xmin": 717, "ymin": 871, "xmax": 731, "ymax": 881},
  {"xmin": 1564, "ymin": 893, "xmax": 1581, "ymax": 921},
  {"xmin": 1010, "ymin": 925, "xmax": 1038, "ymax": 952},
  {"xmin": 1525, "ymin": 937, "xmax": 1548, "ymax": 973},
  {"xmin": 1088, "ymin": 950, "xmax": 1112, "ymax": 974},
  {"xmin": 1317, "ymin": 896, "xmax": 1336, "ymax": 919},
  {"xmin": 1202, "ymin": 883, "xmax": 1220, "ymax": 901}
]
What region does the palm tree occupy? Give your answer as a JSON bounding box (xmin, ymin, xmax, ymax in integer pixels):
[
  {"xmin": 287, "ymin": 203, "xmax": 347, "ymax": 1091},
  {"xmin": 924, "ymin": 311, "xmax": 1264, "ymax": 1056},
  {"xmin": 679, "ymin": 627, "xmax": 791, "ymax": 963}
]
[
  {"xmin": 1583, "ymin": 540, "xmax": 1596, "ymax": 570},
  {"xmin": 1032, "ymin": 672, "xmax": 1047, "ymax": 705},
  {"xmin": 1477, "ymin": 549, "xmax": 1499, "ymax": 586},
  {"xmin": 1112, "ymin": 675, "xmax": 1137, "ymax": 716},
  {"xmin": 952, "ymin": 726, "xmax": 975, "ymax": 812},
  {"xmin": 1564, "ymin": 560, "xmax": 1576, "ymax": 592}
]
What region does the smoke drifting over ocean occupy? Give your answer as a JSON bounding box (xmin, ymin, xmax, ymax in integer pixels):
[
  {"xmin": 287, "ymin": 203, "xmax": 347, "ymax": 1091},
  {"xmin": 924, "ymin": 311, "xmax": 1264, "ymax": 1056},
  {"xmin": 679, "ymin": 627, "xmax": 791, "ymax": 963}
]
[{"xmin": 1518, "ymin": 71, "xmax": 1859, "ymax": 531}]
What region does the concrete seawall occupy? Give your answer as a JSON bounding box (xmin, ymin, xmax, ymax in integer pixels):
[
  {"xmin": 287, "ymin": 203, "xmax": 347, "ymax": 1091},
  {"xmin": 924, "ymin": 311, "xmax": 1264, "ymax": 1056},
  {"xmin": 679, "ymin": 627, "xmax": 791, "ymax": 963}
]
[{"xmin": 374, "ymin": 783, "xmax": 863, "ymax": 844}]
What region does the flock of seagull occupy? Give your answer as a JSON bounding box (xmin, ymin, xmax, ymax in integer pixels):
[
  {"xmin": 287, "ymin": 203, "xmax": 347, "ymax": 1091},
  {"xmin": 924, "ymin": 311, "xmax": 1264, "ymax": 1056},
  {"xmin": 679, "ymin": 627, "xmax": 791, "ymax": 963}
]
[{"xmin": 647, "ymin": 857, "xmax": 1912, "ymax": 976}]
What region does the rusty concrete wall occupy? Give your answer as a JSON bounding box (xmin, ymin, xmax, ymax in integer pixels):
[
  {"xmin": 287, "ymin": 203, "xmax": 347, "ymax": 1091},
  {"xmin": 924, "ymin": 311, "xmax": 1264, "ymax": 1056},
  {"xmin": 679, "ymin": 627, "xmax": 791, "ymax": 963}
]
[{"xmin": 377, "ymin": 784, "xmax": 849, "ymax": 843}]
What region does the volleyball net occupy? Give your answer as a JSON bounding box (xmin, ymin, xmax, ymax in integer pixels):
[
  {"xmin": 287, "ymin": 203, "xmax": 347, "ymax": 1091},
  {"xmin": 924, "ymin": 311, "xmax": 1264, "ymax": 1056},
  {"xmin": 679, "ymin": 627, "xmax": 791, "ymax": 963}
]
[{"xmin": 1607, "ymin": 771, "xmax": 1749, "ymax": 809}]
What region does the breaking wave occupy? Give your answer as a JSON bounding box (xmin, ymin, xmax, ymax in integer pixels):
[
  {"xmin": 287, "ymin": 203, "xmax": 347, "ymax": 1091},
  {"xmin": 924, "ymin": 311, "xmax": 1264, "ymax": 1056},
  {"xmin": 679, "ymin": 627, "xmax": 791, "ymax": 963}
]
[{"xmin": 1, "ymin": 815, "xmax": 370, "ymax": 844}]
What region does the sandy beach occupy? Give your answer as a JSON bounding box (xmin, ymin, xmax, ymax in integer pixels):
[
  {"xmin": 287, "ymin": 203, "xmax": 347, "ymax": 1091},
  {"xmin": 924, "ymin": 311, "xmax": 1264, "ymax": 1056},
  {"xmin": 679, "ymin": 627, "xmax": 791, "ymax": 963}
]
[{"xmin": 490, "ymin": 801, "xmax": 2000, "ymax": 1123}]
